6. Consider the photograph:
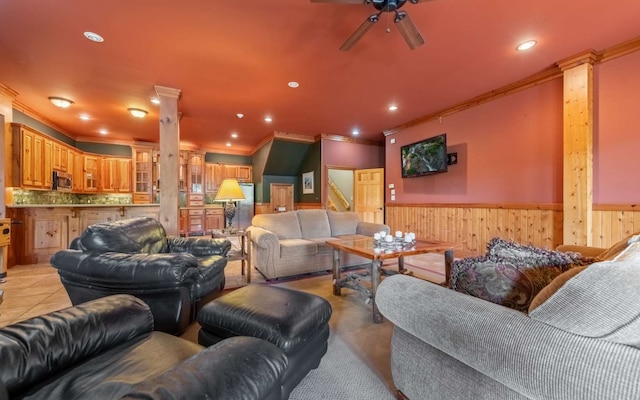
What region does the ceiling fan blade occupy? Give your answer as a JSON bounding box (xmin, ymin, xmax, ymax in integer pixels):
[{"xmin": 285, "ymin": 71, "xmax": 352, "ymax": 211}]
[
  {"xmin": 310, "ymin": 0, "xmax": 368, "ymax": 4},
  {"xmin": 340, "ymin": 14, "xmax": 379, "ymax": 51},
  {"xmin": 394, "ymin": 11, "xmax": 425, "ymax": 50}
]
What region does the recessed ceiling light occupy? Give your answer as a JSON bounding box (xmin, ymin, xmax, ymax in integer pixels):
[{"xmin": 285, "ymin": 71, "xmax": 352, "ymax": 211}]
[
  {"xmin": 231, "ymin": 133, "xmax": 238, "ymax": 138},
  {"xmin": 288, "ymin": 81, "xmax": 300, "ymax": 88},
  {"xmin": 83, "ymin": 31, "xmax": 104, "ymax": 43},
  {"xmin": 128, "ymin": 108, "xmax": 148, "ymax": 118},
  {"xmin": 79, "ymin": 114, "xmax": 91, "ymax": 120},
  {"xmin": 99, "ymin": 129, "xmax": 108, "ymax": 135},
  {"xmin": 516, "ymin": 40, "xmax": 537, "ymax": 51},
  {"xmin": 352, "ymin": 129, "xmax": 359, "ymax": 136},
  {"xmin": 264, "ymin": 116, "xmax": 273, "ymax": 123},
  {"xmin": 226, "ymin": 142, "xmax": 232, "ymax": 147},
  {"xmin": 150, "ymin": 98, "xmax": 160, "ymax": 105},
  {"xmin": 236, "ymin": 113, "xmax": 244, "ymax": 119},
  {"xmin": 388, "ymin": 105, "xmax": 398, "ymax": 111},
  {"xmin": 49, "ymin": 97, "xmax": 74, "ymax": 108}
]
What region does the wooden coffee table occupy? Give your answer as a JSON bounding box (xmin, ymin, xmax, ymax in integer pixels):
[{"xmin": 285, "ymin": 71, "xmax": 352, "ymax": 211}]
[{"xmin": 327, "ymin": 235, "xmax": 458, "ymax": 323}]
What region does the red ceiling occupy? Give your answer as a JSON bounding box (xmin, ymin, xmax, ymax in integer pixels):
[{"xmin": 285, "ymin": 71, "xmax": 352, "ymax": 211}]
[{"xmin": 1, "ymin": 0, "xmax": 639, "ymax": 155}]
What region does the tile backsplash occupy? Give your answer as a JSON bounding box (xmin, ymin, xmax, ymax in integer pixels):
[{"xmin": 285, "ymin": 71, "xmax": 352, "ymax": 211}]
[{"xmin": 9, "ymin": 189, "xmax": 133, "ymax": 205}]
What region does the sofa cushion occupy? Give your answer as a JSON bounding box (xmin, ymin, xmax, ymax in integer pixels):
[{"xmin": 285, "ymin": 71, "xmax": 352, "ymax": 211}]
[
  {"xmin": 308, "ymin": 237, "xmax": 338, "ymax": 254},
  {"xmin": 251, "ymin": 211, "xmax": 302, "ymax": 240},
  {"xmin": 327, "ymin": 211, "xmax": 359, "ymax": 236},
  {"xmin": 298, "ymin": 210, "xmax": 332, "ymax": 239},
  {"xmin": 529, "ymin": 260, "xmax": 640, "ymax": 348},
  {"xmin": 280, "ymin": 239, "xmax": 318, "ymax": 258}
]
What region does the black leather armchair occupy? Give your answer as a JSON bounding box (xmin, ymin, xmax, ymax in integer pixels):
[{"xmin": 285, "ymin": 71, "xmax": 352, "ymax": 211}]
[
  {"xmin": 50, "ymin": 217, "xmax": 231, "ymax": 335},
  {"xmin": 0, "ymin": 295, "xmax": 287, "ymax": 400}
]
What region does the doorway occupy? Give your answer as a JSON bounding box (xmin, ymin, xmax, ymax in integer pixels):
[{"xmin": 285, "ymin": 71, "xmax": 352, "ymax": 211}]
[
  {"xmin": 270, "ymin": 183, "xmax": 294, "ymax": 213},
  {"xmin": 326, "ymin": 168, "xmax": 354, "ymax": 212}
]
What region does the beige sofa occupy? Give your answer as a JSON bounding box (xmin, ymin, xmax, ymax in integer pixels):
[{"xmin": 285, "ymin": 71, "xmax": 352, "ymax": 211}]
[{"xmin": 247, "ymin": 210, "xmax": 390, "ymax": 280}]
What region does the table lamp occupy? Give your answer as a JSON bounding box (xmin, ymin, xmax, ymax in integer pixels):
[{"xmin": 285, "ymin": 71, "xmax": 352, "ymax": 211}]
[{"xmin": 215, "ymin": 179, "xmax": 246, "ymax": 231}]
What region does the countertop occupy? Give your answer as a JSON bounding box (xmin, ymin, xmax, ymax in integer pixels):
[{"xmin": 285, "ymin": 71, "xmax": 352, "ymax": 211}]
[
  {"xmin": 6, "ymin": 203, "xmax": 160, "ymax": 208},
  {"xmin": 6, "ymin": 204, "xmax": 224, "ymax": 209}
]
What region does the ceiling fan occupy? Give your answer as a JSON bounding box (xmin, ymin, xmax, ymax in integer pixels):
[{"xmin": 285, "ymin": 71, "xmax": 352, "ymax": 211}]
[{"xmin": 311, "ymin": 0, "xmax": 433, "ymax": 51}]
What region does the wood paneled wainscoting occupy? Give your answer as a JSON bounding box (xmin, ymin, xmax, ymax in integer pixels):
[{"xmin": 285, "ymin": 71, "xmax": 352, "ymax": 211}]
[
  {"xmin": 386, "ymin": 203, "xmax": 640, "ymax": 255},
  {"xmin": 386, "ymin": 203, "xmax": 563, "ymax": 255}
]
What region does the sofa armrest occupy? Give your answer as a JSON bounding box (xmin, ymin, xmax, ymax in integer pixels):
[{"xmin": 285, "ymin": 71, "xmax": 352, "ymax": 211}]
[
  {"xmin": 555, "ymin": 244, "xmax": 606, "ymax": 258},
  {"xmin": 0, "ymin": 295, "xmax": 153, "ymax": 396},
  {"xmin": 121, "ymin": 337, "xmax": 287, "ymax": 400},
  {"xmin": 247, "ymin": 226, "xmax": 279, "ymax": 250},
  {"xmin": 51, "ymin": 250, "xmax": 200, "ymax": 287},
  {"xmin": 168, "ymin": 237, "xmax": 231, "ymax": 257},
  {"xmin": 376, "ymin": 274, "xmax": 640, "ymax": 400},
  {"xmin": 356, "ymin": 221, "xmax": 390, "ymax": 236}
]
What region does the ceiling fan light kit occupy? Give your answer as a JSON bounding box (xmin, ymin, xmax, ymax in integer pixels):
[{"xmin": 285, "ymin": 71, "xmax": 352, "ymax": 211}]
[{"xmin": 313, "ymin": 0, "xmax": 431, "ymax": 51}]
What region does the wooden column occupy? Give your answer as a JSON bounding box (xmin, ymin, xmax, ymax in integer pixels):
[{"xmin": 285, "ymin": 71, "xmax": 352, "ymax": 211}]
[
  {"xmin": 0, "ymin": 84, "xmax": 18, "ymax": 218},
  {"xmin": 559, "ymin": 52, "xmax": 597, "ymax": 246},
  {"xmin": 155, "ymin": 85, "xmax": 181, "ymax": 236}
]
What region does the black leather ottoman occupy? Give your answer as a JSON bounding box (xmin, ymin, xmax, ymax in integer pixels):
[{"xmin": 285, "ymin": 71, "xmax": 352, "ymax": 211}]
[{"xmin": 197, "ymin": 284, "xmax": 332, "ymax": 399}]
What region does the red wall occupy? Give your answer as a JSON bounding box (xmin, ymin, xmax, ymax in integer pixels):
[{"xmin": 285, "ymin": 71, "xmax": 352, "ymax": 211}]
[
  {"xmin": 595, "ymin": 50, "xmax": 640, "ymax": 204},
  {"xmin": 386, "ymin": 49, "xmax": 640, "ymax": 206},
  {"xmin": 323, "ymin": 139, "xmax": 384, "ymax": 169},
  {"xmin": 386, "ymin": 79, "xmax": 564, "ymax": 204}
]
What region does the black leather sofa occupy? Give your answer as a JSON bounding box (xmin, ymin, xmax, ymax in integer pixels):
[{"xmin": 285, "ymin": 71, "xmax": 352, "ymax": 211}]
[
  {"xmin": 50, "ymin": 217, "xmax": 231, "ymax": 335},
  {"xmin": 0, "ymin": 295, "xmax": 287, "ymax": 400}
]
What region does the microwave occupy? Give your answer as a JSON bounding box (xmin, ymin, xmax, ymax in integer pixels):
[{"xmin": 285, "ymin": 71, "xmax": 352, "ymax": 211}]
[{"xmin": 52, "ymin": 171, "xmax": 73, "ymax": 191}]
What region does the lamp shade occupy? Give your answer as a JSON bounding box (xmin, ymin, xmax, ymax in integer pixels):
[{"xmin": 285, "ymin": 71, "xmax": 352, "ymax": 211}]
[{"xmin": 215, "ymin": 179, "xmax": 246, "ymax": 201}]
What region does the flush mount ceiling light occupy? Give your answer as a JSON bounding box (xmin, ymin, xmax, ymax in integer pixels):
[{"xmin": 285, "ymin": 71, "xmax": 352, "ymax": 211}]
[
  {"xmin": 49, "ymin": 97, "xmax": 74, "ymax": 108},
  {"xmin": 264, "ymin": 116, "xmax": 273, "ymax": 123},
  {"xmin": 226, "ymin": 142, "xmax": 232, "ymax": 147},
  {"xmin": 352, "ymin": 129, "xmax": 360, "ymax": 136},
  {"xmin": 128, "ymin": 108, "xmax": 148, "ymax": 118},
  {"xmin": 99, "ymin": 128, "xmax": 108, "ymax": 135},
  {"xmin": 516, "ymin": 40, "xmax": 537, "ymax": 51},
  {"xmin": 231, "ymin": 133, "xmax": 238, "ymax": 138},
  {"xmin": 79, "ymin": 114, "xmax": 91, "ymax": 121},
  {"xmin": 388, "ymin": 105, "xmax": 398, "ymax": 111},
  {"xmin": 236, "ymin": 113, "xmax": 244, "ymax": 119},
  {"xmin": 288, "ymin": 81, "xmax": 300, "ymax": 88},
  {"xmin": 83, "ymin": 31, "xmax": 104, "ymax": 43}
]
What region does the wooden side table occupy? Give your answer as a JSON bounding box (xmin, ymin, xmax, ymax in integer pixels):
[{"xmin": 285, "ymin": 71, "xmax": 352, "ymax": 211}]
[{"xmin": 212, "ymin": 230, "xmax": 251, "ymax": 283}]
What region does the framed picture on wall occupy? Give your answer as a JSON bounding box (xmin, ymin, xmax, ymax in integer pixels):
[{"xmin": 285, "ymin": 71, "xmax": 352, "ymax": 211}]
[{"xmin": 302, "ymin": 171, "xmax": 314, "ymax": 194}]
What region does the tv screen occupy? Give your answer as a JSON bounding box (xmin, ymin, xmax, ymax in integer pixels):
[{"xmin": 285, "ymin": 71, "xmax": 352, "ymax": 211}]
[{"xmin": 400, "ymin": 133, "xmax": 448, "ymax": 178}]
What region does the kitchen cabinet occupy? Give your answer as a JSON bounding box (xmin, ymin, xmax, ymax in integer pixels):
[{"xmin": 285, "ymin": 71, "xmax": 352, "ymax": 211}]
[
  {"xmin": 12, "ymin": 125, "xmax": 46, "ymax": 188},
  {"xmin": 117, "ymin": 158, "xmax": 132, "ymax": 192},
  {"xmin": 204, "ymin": 163, "xmax": 252, "ymax": 193},
  {"xmin": 236, "ymin": 165, "xmax": 252, "ymax": 182},
  {"xmin": 205, "ymin": 208, "xmax": 224, "ymax": 232},
  {"xmin": 188, "ymin": 209, "xmax": 205, "ymax": 235},
  {"xmin": 188, "ymin": 153, "xmax": 204, "ymax": 194},
  {"xmin": 133, "ymin": 147, "xmax": 154, "ymax": 203},
  {"xmin": 52, "ymin": 142, "xmax": 69, "ymax": 172},
  {"xmin": 179, "ymin": 209, "xmax": 189, "ymax": 236},
  {"xmin": 83, "ymin": 155, "xmax": 100, "ymax": 192},
  {"xmin": 43, "ymin": 139, "xmax": 53, "ymax": 189},
  {"xmin": 16, "ymin": 208, "xmax": 72, "ymax": 265},
  {"xmin": 78, "ymin": 210, "xmax": 120, "ymax": 232},
  {"xmin": 72, "ymin": 151, "xmax": 84, "ymax": 192},
  {"xmin": 100, "ymin": 157, "xmax": 132, "ymax": 193},
  {"xmin": 205, "ymin": 163, "xmax": 224, "ymax": 193}
]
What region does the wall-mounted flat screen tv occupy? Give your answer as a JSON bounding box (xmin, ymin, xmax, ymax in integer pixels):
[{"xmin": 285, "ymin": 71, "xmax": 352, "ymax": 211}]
[{"xmin": 400, "ymin": 133, "xmax": 448, "ymax": 178}]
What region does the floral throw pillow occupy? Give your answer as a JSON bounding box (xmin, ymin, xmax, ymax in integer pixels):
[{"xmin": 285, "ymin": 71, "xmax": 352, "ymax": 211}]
[{"xmin": 450, "ymin": 238, "xmax": 593, "ymax": 313}]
